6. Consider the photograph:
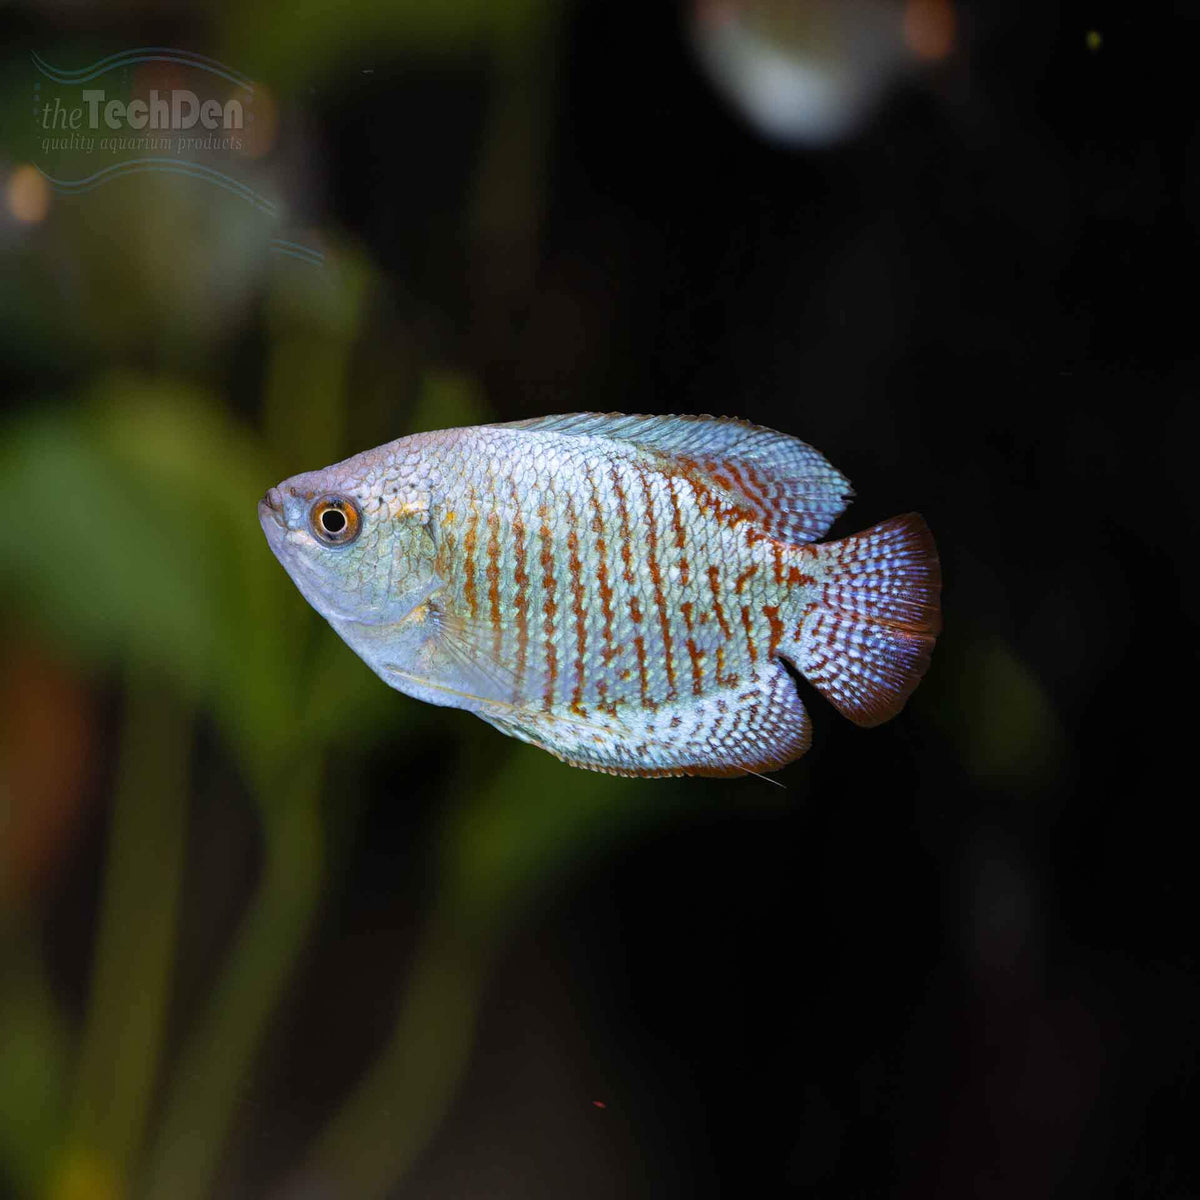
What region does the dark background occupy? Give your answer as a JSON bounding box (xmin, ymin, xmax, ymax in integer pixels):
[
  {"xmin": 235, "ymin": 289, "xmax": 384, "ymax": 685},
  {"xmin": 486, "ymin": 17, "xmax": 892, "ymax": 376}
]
[{"xmin": 2, "ymin": 1, "xmax": 1196, "ymax": 1197}]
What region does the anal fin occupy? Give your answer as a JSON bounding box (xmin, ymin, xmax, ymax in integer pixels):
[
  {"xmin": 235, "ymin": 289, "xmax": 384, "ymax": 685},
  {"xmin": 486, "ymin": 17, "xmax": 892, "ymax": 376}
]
[{"xmin": 478, "ymin": 661, "xmax": 812, "ymax": 779}]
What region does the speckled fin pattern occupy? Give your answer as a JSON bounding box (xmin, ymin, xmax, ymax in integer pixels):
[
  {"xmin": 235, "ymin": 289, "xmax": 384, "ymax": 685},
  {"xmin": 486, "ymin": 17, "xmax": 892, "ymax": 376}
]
[{"xmin": 476, "ymin": 659, "xmax": 813, "ymax": 779}]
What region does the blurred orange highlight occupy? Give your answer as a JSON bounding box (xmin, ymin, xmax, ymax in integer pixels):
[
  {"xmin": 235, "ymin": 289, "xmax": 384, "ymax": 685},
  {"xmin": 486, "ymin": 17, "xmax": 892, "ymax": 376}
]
[
  {"xmin": 7, "ymin": 165, "xmax": 50, "ymax": 224},
  {"xmin": 904, "ymin": 0, "xmax": 956, "ymax": 61},
  {"xmin": 240, "ymin": 83, "xmax": 278, "ymax": 159},
  {"xmin": 0, "ymin": 647, "xmax": 92, "ymax": 906}
]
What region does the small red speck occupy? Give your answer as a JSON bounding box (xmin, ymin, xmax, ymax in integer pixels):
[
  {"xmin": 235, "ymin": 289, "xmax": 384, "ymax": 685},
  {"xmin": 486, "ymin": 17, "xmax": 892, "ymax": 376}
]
[{"xmin": 591, "ymin": 1100, "xmax": 606, "ymax": 1108}]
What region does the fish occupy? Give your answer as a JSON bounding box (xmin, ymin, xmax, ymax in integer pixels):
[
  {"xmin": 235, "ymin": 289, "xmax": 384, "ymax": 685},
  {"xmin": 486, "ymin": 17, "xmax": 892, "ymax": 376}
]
[{"xmin": 258, "ymin": 413, "xmax": 941, "ymax": 778}]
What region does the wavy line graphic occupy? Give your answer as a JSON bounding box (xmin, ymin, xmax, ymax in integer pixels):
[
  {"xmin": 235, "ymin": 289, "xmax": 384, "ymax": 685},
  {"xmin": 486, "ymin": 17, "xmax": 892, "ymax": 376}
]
[
  {"xmin": 269, "ymin": 242, "xmax": 325, "ymax": 267},
  {"xmin": 36, "ymin": 160, "xmax": 277, "ymax": 216},
  {"xmin": 34, "ymin": 164, "xmax": 324, "ymax": 265},
  {"xmin": 31, "ymin": 47, "xmax": 254, "ymax": 91},
  {"xmin": 269, "ymin": 237, "xmax": 325, "ymax": 263}
]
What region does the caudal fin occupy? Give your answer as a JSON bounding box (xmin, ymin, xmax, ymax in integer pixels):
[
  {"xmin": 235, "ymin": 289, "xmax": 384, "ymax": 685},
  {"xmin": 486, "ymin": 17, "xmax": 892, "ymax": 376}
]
[{"xmin": 790, "ymin": 514, "xmax": 941, "ymax": 727}]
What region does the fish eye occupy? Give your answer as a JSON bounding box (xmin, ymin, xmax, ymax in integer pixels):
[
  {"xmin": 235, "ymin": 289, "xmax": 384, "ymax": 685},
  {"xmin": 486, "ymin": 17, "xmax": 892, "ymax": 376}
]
[{"xmin": 310, "ymin": 495, "xmax": 361, "ymax": 546}]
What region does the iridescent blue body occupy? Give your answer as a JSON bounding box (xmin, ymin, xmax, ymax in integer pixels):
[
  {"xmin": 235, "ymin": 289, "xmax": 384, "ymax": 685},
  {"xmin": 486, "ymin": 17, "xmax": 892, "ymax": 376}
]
[{"xmin": 259, "ymin": 413, "xmax": 941, "ymax": 777}]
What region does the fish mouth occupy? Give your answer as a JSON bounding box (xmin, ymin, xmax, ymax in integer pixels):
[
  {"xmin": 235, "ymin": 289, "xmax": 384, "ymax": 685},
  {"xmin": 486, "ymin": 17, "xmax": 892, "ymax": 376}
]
[{"xmin": 258, "ymin": 487, "xmax": 286, "ymax": 532}]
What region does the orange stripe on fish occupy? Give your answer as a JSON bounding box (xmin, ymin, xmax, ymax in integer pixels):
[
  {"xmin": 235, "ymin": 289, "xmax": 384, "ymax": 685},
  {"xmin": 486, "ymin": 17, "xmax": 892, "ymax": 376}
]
[
  {"xmin": 486, "ymin": 507, "xmax": 501, "ymax": 659},
  {"xmin": 463, "ymin": 487, "xmax": 479, "ymax": 618},
  {"xmin": 715, "ymin": 644, "xmax": 738, "ymax": 687},
  {"xmin": 762, "ymin": 603, "xmax": 784, "ymax": 657},
  {"xmin": 510, "ymin": 480, "xmax": 529, "ymax": 699},
  {"xmin": 665, "ymin": 474, "xmax": 690, "ymax": 587},
  {"xmin": 610, "ymin": 464, "xmax": 635, "ymax": 586},
  {"xmin": 735, "ymin": 563, "xmax": 757, "ymax": 594},
  {"xmin": 586, "ymin": 466, "xmax": 617, "ymax": 668},
  {"xmin": 708, "ymin": 565, "xmax": 730, "ymax": 638},
  {"xmin": 740, "ymin": 604, "xmax": 758, "ymax": 663},
  {"xmin": 538, "ymin": 501, "xmax": 558, "ymax": 712},
  {"xmin": 681, "ymin": 600, "xmax": 703, "ymax": 696},
  {"xmin": 565, "ymin": 493, "xmax": 588, "ymax": 714},
  {"xmin": 633, "ymin": 634, "xmax": 653, "ymax": 710},
  {"xmin": 686, "ymin": 639, "xmax": 703, "ymax": 695},
  {"xmin": 637, "ymin": 466, "xmax": 677, "ymax": 702}
]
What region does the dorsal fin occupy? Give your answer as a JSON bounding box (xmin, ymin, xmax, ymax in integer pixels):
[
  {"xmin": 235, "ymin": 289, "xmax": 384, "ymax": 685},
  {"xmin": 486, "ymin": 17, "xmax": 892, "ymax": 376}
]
[{"xmin": 500, "ymin": 412, "xmax": 853, "ymax": 543}]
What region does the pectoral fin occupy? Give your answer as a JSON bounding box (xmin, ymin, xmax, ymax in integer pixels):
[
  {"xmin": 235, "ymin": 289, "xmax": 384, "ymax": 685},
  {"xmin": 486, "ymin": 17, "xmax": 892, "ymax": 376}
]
[{"xmin": 419, "ymin": 604, "xmax": 553, "ymax": 708}]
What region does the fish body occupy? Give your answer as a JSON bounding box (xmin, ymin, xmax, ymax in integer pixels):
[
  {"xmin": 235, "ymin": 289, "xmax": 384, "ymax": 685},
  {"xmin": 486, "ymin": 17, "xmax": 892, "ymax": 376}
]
[{"xmin": 259, "ymin": 413, "xmax": 940, "ymax": 777}]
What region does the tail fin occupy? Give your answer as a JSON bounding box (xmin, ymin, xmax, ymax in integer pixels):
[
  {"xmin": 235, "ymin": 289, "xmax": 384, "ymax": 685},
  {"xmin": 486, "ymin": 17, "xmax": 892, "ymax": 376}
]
[{"xmin": 789, "ymin": 514, "xmax": 941, "ymax": 727}]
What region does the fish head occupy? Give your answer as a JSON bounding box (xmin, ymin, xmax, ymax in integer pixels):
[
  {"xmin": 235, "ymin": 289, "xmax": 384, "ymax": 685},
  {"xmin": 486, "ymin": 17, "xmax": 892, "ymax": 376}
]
[{"xmin": 258, "ymin": 453, "xmax": 439, "ymax": 629}]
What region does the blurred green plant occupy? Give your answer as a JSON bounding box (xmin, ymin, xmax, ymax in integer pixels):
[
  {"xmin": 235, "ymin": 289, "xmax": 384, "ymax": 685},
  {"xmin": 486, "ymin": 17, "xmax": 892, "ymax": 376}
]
[
  {"xmin": 0, "ymin": 335, "xmax": 395, "ymax": 1199},
  {"xmin": 916, "ymin": 632, "xmax": 1067, "ymax": 791},
  {"xmin": 291, "ymin": 738, "xmax": 693, "ymax": 1199},
  {"xmin": 1, "ymin": 222, "xmax": 410, "ymax": 1197},
  {"xmin": 222, "ymin": 0, "xmax": 556, "ymax": 87},
  {"xmin": 0, "ymin": 5, "xmax": 706, "ymax": 1195},
  {"xmin": 0, "ymin": 357, "xmax": 692, "ymax": 1200}
]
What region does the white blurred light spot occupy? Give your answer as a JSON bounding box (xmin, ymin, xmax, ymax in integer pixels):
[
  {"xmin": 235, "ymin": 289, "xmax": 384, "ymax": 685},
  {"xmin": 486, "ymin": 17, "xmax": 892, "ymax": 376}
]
[
  {"xmin": 691, "ymin": 0, "xmax": 909, "ymax": 147},
  {"xmin": 7, "ymin": 165, "xmax": 50, "ymax": 223}
]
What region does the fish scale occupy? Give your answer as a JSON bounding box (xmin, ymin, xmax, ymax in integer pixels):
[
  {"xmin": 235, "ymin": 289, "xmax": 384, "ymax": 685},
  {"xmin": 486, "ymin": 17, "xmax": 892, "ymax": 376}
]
[
  {"xmin": 443, "ymin": 439, "xmax": 767, "ymax": 717},
  {"xmin": 259, "ymin": 413, "xmax": 941, "ymax": 777}
]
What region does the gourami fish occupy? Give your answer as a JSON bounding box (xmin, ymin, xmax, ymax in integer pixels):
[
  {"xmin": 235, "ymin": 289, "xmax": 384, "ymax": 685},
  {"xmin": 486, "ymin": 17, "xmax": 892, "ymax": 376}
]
[{"xmin": 259, "ymin": 413, "xmax": 940, "ymax": 778}]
